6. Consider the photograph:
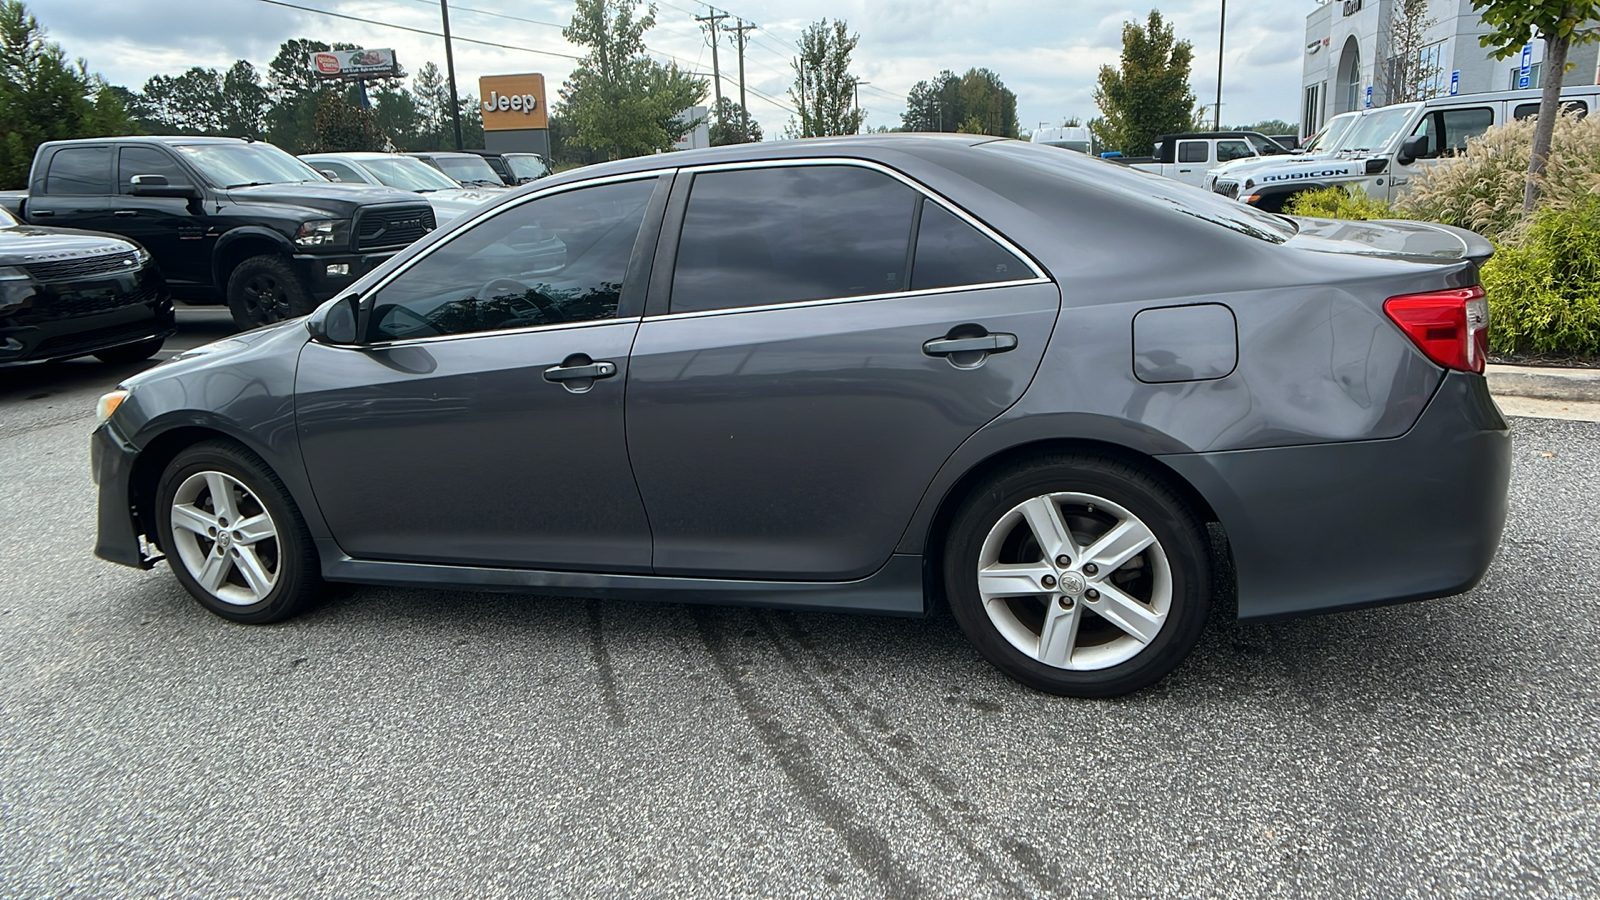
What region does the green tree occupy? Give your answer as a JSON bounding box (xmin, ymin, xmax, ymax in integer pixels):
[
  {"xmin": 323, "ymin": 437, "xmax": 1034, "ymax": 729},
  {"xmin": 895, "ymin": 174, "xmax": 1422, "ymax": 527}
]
[
  {"xmin": 788, "ymin": 19, "xmax": 863, "ymax": 137},
  {"xmin": 0, "ymin": 1, "xmax": 130, "ymax": 187},
  {"xmin": 709, "ymin": 95, "xmax": 761, "ymax": 145},
  {"xmin": 371, "ymin": 83, "xmax": 422, "ymax": 149},
  {"xmin": 558, "ymin": 0, "xmax": 706, "ymax": 159},
  {"xmin": 266, "ymin": 38, "xmax": 358, "ymax": 151},
  {"xmin": 139, "ymin": 67, "xmax": 223, "ymax": 133},
  {"xmin": 955, "ymin": 68, "xmax": 1017, "ymax": 137},
  {"xmin": 902, "ymin": 69, "xmax": 959, "ymax": 131},
  {"xmin": 1471, "ymin": 0, "xmax": 1600, "ymax": 213},
  {"xmin": 1092, "ymin": 10, "xmax": 1195, "ymax": 156},
  {"xmin": 219, "ymin": 60, "xmax": 268, "ymax": 136},
  {"xmin": 1379, "ymin": 0, "xmax": 1443, "ymax": 104},
  {"xmin": 311, "ymin": 88, "xmax": 383, "ymax": 152}
]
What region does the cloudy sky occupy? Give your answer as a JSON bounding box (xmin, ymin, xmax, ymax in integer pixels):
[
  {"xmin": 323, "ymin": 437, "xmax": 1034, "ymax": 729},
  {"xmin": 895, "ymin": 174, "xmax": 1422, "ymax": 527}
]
[{"xmin": 41, "ymin": 0, "xmax": 1311, "ymax": 135}]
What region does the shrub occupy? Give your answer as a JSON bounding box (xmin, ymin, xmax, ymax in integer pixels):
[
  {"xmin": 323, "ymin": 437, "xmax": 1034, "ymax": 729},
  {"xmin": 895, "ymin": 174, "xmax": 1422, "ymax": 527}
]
[
  {"xmin": 1479, "ymin": 198, "xmax": 1600, "ymax": 355},
  {"xmin": 1400, "ymin": 111, "xmax": 1600, "ymax": 243},
  {"xmin": 1284, "ymin": 185, "xmax": 1398, "ymax": 220}
]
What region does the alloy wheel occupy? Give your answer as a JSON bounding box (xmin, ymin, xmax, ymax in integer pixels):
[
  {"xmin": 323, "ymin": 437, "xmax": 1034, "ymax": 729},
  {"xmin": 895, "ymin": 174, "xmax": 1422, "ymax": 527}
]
[
  {"xmin": 976, "ymin": 492, "xmax": 1172, "ymax": 671},
  {"xmin": 168, "ymin": 470, "xmax": 281, "ymax": 606},
  {"xmin": 243, "ymin": 274, "xmax": 290, "ymax": 323}
]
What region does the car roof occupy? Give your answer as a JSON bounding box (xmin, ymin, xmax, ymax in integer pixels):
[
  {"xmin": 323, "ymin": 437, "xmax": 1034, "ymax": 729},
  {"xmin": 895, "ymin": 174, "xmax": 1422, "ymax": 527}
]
[
  {"xmin": 46, "ymin": 135, "xmax": 257, "ymax": 146},
  {"xmin": 533, "ymin": 133, "xmax": 994, "ymax": 182},
  {"xmin": 302, "ymin": 152, "xmax": 408, "ymax": 161},
  {"xmin": 409, "ymin": 151, "xmax": 482, "ymax": 159}
]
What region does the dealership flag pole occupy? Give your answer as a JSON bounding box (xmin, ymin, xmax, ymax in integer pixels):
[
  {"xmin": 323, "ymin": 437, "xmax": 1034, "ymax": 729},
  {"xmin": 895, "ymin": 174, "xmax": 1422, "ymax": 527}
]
[{"xmin": 440, "ymin": 0, "xmax": 464, "ymax": 150}]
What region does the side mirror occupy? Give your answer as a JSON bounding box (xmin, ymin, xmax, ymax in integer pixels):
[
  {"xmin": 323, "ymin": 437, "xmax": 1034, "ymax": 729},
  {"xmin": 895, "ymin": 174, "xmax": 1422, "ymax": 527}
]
[
  {"xmin": 307, "ymin": 294, "xmax": 362, "ymax": 345},
  {"xmin": 318, "ymin": 169, "xmax": 342, "ymax": 182},
  {"xmin": 129, "ymin": 174, "xmax": 201, "ymax": 199},
  {"xmin": 1396, "ymin": 134, "xmax": 1430, "ymax": 166}
]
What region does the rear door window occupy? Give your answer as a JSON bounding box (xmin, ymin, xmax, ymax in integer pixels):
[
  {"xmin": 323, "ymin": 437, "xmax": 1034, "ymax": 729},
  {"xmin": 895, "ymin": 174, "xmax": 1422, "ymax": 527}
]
[
  {"xmin": 1412, "ymin": 108, "xmax": 1494, "ymax": 158},
  {"xmin": 45, "ymin": 146, "xmax": 112, "ymax": 195},
  {"xmin": 670, "ymin": 165, "xmax": 918, "ymax": 313},
  {"xmin": 1514, "ymin": 100, "xmax": 1588, "ymax": 120},
  {"xmin": 911, "ymin": 201, "xmax": 1030, "ymax": 291},
  {"xmin": 1177, "ymin": 141, "xmax": 1208, "ymax": 163}
]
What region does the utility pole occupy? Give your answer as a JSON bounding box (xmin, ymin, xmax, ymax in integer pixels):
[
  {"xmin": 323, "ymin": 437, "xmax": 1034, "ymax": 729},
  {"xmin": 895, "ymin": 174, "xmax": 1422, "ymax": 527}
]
[
  {"xmin": 440, "ymin": 0, "xmax": 463, "ymax": 150},
  {"xmin": 853, "ymin": 79, "xmax": 870, "ymax": 132},
  {"xmin": 932, "ymin": 98, "xmax": 942, "ymax": 132},
  {"xmin": 696, "ymin": 6, "xmax": 729, "ymax": 118},
  {"xmin": 796, "ymin": 58, "xmax": 808, "ymax": 136},
  {"xmin": 723, "ymin": 18, "xmax": 756, "ymax": 139},
  {"xmin": 1214, "ymin": 0, "xmax": 1226, "ymax": 132}
]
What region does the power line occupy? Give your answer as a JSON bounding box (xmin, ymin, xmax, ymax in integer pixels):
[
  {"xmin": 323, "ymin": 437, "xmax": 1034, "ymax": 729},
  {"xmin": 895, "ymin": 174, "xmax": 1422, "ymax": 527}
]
[{"xmin": 248, "ymin": 0, "xmax": 584, "ymax": 60}]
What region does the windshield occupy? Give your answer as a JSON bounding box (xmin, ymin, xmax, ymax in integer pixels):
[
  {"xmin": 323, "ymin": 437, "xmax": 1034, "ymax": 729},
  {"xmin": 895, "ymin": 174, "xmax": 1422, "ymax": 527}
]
[
  {"xmin": 1041, "ymin": 140, "xmax": 1092, "ymax": 153},
  {"xmin": 1303, "ymin": 114, "xmax": 1358, "ymax": 154},
  {"xmin": 361, "ymin": 156, "xmax": 462, "ymax": 192},
  {"xmin": 176, "ymin": 142, "xmax": 324, "ymax": 188},
  {"xmin": 505, "ymin": 154, "xmax": 549, "ymax": 180},
  {"xmin": 1335, "ymin": 107, "xmax": 1414, "ymax": 154},
  {"xmin": 431, "ymin": 155, "xmax": 503, "ymax": 186},
  {"xmin": 1246, "ymin": 134, "xmax": 1290, "ymax": 155}
]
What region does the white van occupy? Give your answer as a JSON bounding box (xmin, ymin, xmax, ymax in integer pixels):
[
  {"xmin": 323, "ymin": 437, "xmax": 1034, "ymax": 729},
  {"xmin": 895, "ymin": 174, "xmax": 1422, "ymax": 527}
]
[
  {"xmin": 1030, "ymin": 126, "xmax": 1094, "ymax": 154},
  {"xmin": 1210, "ymin": 85, "xmax": 1600, "ymax": 212}
]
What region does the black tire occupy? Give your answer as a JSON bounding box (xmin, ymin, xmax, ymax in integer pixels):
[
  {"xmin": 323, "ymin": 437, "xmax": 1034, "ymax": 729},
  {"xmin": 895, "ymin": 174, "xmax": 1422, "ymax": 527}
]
[
  {"xmin": 943, "ymin": 454, "xmax": 1211, "ymax": 698},
  {"xmin": 92, "ymin": 336, "xmax": 164, "ymax": 364},
  {"xmin": 154, "ymin": 439, "xmax": 323, "ymax": 624},
  {"xmin": 225, "ymin": 254, "xmax": 314, "ymax": 330}
]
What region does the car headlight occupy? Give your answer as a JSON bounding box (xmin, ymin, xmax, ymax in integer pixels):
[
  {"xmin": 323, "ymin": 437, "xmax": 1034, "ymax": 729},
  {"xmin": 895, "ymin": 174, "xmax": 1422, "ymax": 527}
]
[
  {"xmin": 133, "ymin": 245, "xmax": 151, "ymax": 267},
  {"xmin": 0, "ymin": 265, "xmax": 36, "ymax": 315},
  {"xmin": 294, "ymin": 219, "xmax": 348, "ymax": 249},
  {"xmin": 95, "ymin": 389, "xmax": 130, "ymax": 427}
]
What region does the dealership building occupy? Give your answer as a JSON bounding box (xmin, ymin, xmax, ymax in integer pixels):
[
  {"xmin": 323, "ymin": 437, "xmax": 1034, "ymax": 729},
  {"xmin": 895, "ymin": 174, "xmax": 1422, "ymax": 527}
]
[{"xmin": 1301, "ymin": 0, "xmax": 1600, "ymax": 137}]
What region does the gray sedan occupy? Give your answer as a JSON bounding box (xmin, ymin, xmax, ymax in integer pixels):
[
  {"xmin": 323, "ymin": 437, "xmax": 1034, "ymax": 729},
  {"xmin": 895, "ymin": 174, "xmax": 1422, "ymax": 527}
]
[{"xmin": 89, "ymin": 136, "xmax": 1509, "ymax": 697}]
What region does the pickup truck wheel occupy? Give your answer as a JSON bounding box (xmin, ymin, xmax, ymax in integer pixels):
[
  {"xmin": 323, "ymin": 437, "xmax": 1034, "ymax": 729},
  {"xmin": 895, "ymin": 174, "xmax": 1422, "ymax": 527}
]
[
  {"xmin": 92, "ymin": 336, "xmax": 164, "ymax": 364},
  {"xmin": 226, "ymin": 254, "xmax": 314, "ymax": 329}
]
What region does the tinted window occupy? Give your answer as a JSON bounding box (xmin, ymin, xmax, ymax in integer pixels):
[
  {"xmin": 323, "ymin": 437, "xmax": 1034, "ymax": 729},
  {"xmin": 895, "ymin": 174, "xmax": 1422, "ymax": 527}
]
[
  {"xmin": 671, "ymin": 165, "xmax": 918, "ymax": 313},
  {"xmin": 1178, "ymin": 141, "xmax": 1208, "ymax": 163},
  {"xmin": 911, "ymin": 201, "xmax": 1029, "ymax": 291},
  {"xmin": 1412, "ymin": 108, "xmax": 1494, "ymax": 158},
  {"xmin": 315, "ymin": 161, "xmax": 368, "ymax": 184},
  {"xmin": 369, "ymin": 177, "xmax": 655, "ymax": 341},
  {"xmin": 1216, "ymin": 140, "xmax": 1252, "ymax": 162},
  {"xmin": 1514, "ymin": 100, "xmax": 1587, "ymax": 121},
  {"xmin": 118, "ymin": 146, "xmax": 189, "ymax": 192},
  {"xmin": 45, "ymin": 147, "xmax": 111, "ymax": 195}
]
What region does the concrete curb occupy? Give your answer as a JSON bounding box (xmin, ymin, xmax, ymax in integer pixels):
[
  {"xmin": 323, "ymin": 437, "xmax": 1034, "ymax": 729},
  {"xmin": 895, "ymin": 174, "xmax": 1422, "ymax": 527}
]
[{"xmin": 1486, "ymin": 364, "xmax": 1600, "ymax": 402}]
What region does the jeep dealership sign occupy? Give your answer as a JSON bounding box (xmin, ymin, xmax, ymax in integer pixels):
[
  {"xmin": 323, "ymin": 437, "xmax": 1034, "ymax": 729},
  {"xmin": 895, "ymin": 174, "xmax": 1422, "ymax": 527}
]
[
  {"xmin": 479, "ymin": 74, "xmax": 549, "ymax": 131},
  {"xmin": 310, "ymin": 48, "xmax": 399, "ymax": 79}
]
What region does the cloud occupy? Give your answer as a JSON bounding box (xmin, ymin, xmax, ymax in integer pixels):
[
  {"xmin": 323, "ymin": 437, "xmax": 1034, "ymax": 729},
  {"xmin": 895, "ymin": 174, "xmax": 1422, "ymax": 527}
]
[{"xmin": 39, "ymin": 0, "xmax": 1313, "ymax": 136}]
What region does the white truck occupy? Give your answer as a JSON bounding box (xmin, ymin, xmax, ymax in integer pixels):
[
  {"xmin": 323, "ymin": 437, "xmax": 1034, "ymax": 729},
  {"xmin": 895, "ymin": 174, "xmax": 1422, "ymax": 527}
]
[
  {"xmin": 1030, "ymin": 126, "xmax": 1094, "ymax": 154},
  {"xmin": 1210, "ymin": 85, "xmax": 1600, "ymax": 212},
  {"xmin": 1113, "ymin": 131, "xmax": 1293, "ymax": 188}
]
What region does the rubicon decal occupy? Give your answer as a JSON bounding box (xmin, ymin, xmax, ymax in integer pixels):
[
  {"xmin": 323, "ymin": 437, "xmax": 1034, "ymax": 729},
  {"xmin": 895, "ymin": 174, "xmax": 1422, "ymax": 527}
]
[{"xmin": 1260, "ymin": 168, "xmax": 1356, "ymax": 183}]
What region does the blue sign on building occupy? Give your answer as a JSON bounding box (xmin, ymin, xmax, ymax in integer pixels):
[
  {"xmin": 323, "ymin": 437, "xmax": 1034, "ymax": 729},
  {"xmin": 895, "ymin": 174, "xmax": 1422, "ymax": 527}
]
[
  {"xmin": 1520, "ymin": 73, "xmax": 1531, "ymax": 89},
  {"xmin": 1450, "ymin": 71, "xmax": 1460, "ymax": 96},
  {"xmin": 1521, "ymin": 44, "xmax": 1533, "ymax": 74},
  {"xmin": 1365, "ymin": 85, "xmax": 1373, "ymax": 108}
]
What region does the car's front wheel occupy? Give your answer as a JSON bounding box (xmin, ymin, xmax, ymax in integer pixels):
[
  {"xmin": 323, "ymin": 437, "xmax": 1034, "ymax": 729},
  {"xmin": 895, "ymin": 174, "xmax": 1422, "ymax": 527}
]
[
  {"xmin": 154, "ymin": 440, "xmax": 323, "ymax": 623},
  {"xmin": 944, "ymin": 454, "xmax": 1211, "ymax": 698}
]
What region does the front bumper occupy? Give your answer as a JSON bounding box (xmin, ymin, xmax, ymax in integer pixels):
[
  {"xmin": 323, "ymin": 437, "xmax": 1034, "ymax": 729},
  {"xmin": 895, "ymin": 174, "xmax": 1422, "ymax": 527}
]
[
  {"xmin": 291, "ymin": 251, "xmax": 396, "ymax": 302},
  {"xmin": 0, "ymin": 268, "xmax": 175, "ymax": 365},
  {"xmin": 92, "ymin": 417, "xmax": 158, "ymax": 569},
  {"xmin": 1161, "ymin": 372, "xmax": 1511, "ymax": 621}
]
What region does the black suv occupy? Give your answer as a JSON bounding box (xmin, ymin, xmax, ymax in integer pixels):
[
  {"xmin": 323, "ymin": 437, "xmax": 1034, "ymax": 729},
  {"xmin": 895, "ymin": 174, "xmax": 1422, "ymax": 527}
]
[{"xmin": 0, "ymin": 137, "xmax": 436, "ymax": 328}]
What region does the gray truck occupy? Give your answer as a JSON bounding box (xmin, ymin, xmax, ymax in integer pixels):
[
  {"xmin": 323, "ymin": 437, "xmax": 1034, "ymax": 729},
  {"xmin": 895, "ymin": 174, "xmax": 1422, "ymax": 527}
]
[{"xmin": 0, "ymin": 136, "xmax": 437, "ymax": 328}]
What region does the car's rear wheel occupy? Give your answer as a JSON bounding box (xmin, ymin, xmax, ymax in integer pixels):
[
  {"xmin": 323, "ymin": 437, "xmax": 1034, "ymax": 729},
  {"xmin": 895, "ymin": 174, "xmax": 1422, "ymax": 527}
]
[
  {"xmin": 154, "ymin": 440, "xmax": 322, "ymax": 623},
  {"xmin": 943, "ymin": 455, "xmax": 1210, "ymax": 698},
  {"xmin": 226, "ymin": 254, "xmax": 313, "ymax": 329},
  {"xmin": 92, "ymin": 337, "xmax": 164, "ymax": 364}
]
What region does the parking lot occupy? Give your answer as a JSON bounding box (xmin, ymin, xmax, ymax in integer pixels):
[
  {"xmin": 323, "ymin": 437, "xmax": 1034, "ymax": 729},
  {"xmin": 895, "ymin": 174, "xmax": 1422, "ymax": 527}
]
[{"xmin": 1, "ymin": 307, "xmax": 1597, "ymax": 898}]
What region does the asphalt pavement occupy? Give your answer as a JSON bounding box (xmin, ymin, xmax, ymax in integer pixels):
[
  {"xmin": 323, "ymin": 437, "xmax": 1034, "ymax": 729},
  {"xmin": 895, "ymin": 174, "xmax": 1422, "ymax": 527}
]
[{"xmin": 1, "ymin": 307, "xmax": 1597, "ymax": 898}]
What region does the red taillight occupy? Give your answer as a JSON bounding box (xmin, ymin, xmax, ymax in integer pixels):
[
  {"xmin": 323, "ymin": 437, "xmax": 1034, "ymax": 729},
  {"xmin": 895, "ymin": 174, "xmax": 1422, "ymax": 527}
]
[{"xmin": 1383, "ymin": 286, "xmax": 1489, "ymax": 374}]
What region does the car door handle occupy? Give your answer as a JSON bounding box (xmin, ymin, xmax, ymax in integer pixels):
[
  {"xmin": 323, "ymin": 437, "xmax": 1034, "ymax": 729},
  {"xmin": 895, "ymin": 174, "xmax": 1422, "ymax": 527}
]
[
  {"xmin": 30, "ymin": 210, "xmax": 52, "ymax": 217},
  {"xmin": 537, "ymin": 358, "xmax": 611, "ymax": 379},
  {"xmin": 923, "ymin": 334, "xmax": 1018, "ymax": 356},
  {"xmin": 113, "ymin": 210, "xmax": 138, "ymax": 217}
]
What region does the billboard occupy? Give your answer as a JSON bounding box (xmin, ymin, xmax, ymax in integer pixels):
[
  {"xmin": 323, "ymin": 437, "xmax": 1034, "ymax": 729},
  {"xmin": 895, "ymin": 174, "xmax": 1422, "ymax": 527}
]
[
  {"xmin": 310, "ymin": 48, "xmax": 400, "ymax": 80},
  {"xmin": 479, "ymin": 74, "xmax": 549, "ymax": 131}
]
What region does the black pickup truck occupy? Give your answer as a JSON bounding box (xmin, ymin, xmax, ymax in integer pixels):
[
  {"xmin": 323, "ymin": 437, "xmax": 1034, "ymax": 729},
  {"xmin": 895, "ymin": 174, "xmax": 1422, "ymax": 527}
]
[{"xmin": 0, "ymin": 137, "xmax": 437, "ymax": 328}]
